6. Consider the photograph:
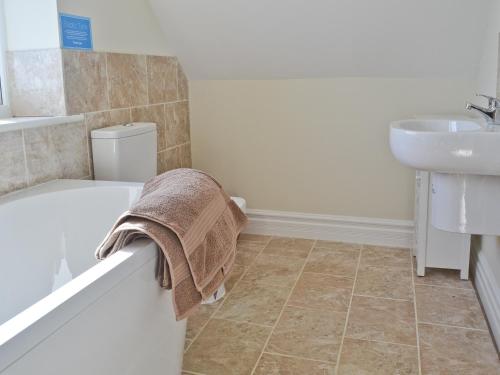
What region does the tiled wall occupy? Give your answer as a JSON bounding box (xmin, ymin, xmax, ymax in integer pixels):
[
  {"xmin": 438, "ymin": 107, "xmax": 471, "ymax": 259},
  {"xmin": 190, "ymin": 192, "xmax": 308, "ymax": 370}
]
[
  {"xmin": 1, "ymin": 49, "xmax": 191, "ymax": 196},
  {"xmin": 0, "ymin": 121, "xmax": 89, "ymax": 195},
  {"xmin": 7, "ymin": 49, "xmax": 66, "ymax": 116}
]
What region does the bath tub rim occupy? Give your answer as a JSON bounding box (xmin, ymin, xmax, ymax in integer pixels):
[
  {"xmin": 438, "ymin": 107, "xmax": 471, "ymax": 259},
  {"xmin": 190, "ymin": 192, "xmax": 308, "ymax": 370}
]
[{"xmin": 0, "ymin": 180, "xmax": 157, "ymax": 372}]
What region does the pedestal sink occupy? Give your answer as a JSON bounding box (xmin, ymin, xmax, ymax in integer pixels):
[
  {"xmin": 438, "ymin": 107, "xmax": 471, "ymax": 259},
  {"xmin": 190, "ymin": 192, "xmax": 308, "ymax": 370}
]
[{"xmin": 390, "ymin": 118, "xmax": 500, "ymax": 235}]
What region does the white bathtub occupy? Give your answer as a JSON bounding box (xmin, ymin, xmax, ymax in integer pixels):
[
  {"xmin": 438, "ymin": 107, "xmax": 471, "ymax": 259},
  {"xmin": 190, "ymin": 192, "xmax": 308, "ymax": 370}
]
[{"xmin": 0, "ymin": 180, "xmax": 186, "ymax": 375}]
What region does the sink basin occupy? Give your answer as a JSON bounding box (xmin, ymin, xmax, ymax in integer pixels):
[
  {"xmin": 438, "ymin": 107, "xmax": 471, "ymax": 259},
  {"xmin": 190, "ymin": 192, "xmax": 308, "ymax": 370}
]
[
  {"xmin": 390, "ymin": 118, "xmax": 500, "ymax": 176},
  {"xmin": 390, "ymin": 117, "xmax": 500, "ymax": 235}
]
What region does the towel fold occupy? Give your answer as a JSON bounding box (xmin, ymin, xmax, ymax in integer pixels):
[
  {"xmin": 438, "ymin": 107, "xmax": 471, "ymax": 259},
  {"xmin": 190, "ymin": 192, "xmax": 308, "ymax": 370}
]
[{"xmin": 95, "ymin": 168, "xmax": 247, "ymax": 320}]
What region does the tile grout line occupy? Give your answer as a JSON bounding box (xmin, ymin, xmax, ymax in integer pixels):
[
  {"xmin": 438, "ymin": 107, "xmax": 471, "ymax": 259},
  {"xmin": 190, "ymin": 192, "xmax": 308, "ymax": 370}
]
[
  {"xmin": 213, "ymin": 317, "xmax": 273, "ymax": 329},
  {"xmin": 250, "ymin": 240, "xmax": 318, "ymax": 375},
  {"xmin": 83, "ymin": 120, "xmax": 92, "ymax": 177},
  {"xmin": 301, "ymin": 270, "xmax": 354, "ymax": 278},
  {"xmin": 410, "ymin": 254, "xmax": 423, "ymax": 375},
  {"xmin": 341, "ymin": 336, "xmax": 418, "ymax": 348},
  {"xmin": 262, "ymin": 350, "xmax": 336, "ymax": 365},
  {"xmin": 351, "ymin": 293, "xmax": 412, "ymax": 302},
  {"xmin": 415, "ymin": 282, "xmax": 475, "ymax": 292},
  {"xmin": 20, "ymin": 129, "xmax": 30, "ymax": 186},
  {"xmin": 183, "ymin": 236, "xmax": 273, "ymax": 354},
  {"xmin": 414, "ymin": 282, "xmax": 476, "ymax": 291},
  {"xmin": 104, "ymin": 53, "xmax": 111, "ymax": 111},
  {"xmin": 417, "ymin": 320, "xmax": 489, "ymax": 332},
  {"xmin": 145, "ymin": 55, "xmax": 150, "ymax": 105},
  {"xmin": 333, "ymin": 245, "xmax": 363, "ymax": 374}
]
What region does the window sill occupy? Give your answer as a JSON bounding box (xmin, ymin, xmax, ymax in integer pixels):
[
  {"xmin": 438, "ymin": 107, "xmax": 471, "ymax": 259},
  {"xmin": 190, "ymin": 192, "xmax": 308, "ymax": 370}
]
[{"xmin": 0, "ymin": 115, "xmax": 84, "ymax": 133}]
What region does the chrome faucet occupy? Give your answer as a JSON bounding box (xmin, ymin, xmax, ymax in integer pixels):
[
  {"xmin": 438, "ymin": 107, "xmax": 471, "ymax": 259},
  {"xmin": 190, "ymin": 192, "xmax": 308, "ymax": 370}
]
[{"xmin": 466, "ymin": 94, "xmax": 500, "ymax": 125}]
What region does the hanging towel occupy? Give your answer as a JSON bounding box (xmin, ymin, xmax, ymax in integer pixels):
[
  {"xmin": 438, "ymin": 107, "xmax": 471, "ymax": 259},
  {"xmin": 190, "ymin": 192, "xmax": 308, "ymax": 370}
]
[{"xmin": 95, "ymin": 168, "xmax": 247, "ymax": 320}]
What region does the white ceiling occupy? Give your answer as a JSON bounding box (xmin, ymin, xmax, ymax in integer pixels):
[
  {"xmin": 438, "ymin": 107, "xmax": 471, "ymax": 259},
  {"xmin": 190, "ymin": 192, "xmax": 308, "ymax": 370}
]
[{"xmin": 149, "ymin": 0, "xmax": 492, "ymax": 80}]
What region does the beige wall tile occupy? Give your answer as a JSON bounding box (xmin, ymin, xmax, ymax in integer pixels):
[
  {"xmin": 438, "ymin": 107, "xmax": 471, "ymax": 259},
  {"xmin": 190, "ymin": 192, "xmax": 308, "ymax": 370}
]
[
  {"xmin": 24, "ymin": 123, "xmax": 89, "ymax": 185},
  {"xmin": 158, "ymin": 147, "xmax": 181, "ymax": 174},
  {"xmin": 24, "ymin": 126, "xmax": 62, "ymax": 184},
  {"xmin": 5, "ymin": 50, "xmax": 190, "ymax": 193},
  {"xmin": 254, "ymin": 353, "xmax": 335, "ymax": 375},
  {"xmin": 85, "ymin": 108, "xmax": 131, "ymax": 133},
  {"xmin": 110, "ymin": 108, "xmax": 132, "ymax": 125},
  {"xmin": 106, "ymin": 53, "xmax": 147, "ymax": 108},
  {"xmin": 147, "ymin": 55, "xmax": 178, "ymax": 104},
  {"xmin": 85, "ymin": 111, "xmax": 112, "ymax": 132},
  {"xmin": 345, "ymin": 295, "xmax": 417, "ymax": 346},
  {"xmin": 177, "ymin": 62, "xmax": 189, "ymax": 100},
  {"xmin": 267, "ymin": 306, "xmax": 346, "ymax": 363},
  {"xmin": 183, "ymin": 318, "xmax": 270, "ymax": 374},
  {"xmin": 63, "ymin": 50, "xmax": 109, "ymax": 114},
  {"xmin": 338, "ymin": 338, "xmax": 418, "ymax": 375},
  {"xmin": 8, "ymin": 49, "xmax": 66, "ymax": 116},
  {"xmin": 0, "ymin": 130, "xmax": 27, "ymax": 195},
  {"xmin": 50, "ymin": 122, "xmax": 90, "ymax": 179},
  {"xmin": 131, "ymin": 104, "xmax": 167, "ymax": 152},
  {"xmin": 165, "ymin": 101, "xmax": 190, "ymax": 147},
  {"xmin": 178, "ymin": 142, "xmax": 192, "ymax": 168}
]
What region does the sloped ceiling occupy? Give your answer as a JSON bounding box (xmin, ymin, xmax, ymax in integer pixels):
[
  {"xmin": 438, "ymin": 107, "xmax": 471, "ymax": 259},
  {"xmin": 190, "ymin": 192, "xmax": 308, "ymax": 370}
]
[{"xmin": 149, "ymin": 0, "xmax": 491, "ymax": 80}]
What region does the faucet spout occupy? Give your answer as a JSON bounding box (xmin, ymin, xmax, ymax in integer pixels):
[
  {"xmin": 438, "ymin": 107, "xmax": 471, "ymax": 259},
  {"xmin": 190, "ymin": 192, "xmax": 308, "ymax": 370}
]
[{"xmin": 465, "ymin": 94, "xmax": 500, "ymax": 125}]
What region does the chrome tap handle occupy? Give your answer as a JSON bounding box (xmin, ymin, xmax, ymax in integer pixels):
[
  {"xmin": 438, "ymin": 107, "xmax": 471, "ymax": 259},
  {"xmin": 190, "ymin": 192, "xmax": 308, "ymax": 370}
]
[{"xmin": 475, "ymin": 93, "xmax": 500, "ymax": 108}]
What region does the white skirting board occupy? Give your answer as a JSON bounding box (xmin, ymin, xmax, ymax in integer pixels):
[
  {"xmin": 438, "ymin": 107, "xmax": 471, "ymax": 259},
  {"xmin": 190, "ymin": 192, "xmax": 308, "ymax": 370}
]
[
  {"xmin": 243, "ymin": 209, "xmax": 414, "ymax": 248},
  {"xmin": 471, "ymin": 245, "xmax": 500, "ymax": 351}
]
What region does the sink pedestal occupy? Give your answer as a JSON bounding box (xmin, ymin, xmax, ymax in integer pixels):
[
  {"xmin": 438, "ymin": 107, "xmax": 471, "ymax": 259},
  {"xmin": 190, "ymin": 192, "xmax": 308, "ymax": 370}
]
[{"xmin": 431, "ymin": 172, "xmax": 500, "ymax": 235}]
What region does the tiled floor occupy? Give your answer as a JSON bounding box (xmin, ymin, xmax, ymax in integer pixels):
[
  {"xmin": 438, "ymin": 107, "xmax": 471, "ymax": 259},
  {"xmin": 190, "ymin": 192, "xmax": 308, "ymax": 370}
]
[{"xmin": 182, "ymin": 235, "xmax": 500, "ymax": 375}]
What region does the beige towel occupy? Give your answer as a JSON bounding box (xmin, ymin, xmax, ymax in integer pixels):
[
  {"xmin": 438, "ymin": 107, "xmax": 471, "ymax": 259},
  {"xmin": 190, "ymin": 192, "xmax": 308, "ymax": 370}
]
[{"xmin": 95, "ymin": 168, "xmax": 247, "ymax": 320}]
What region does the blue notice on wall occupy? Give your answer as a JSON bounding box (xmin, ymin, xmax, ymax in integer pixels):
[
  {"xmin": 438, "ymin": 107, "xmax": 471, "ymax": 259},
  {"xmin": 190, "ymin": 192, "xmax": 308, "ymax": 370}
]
[{"xmin": 59, "ymin": 13, "xmax": 93, "ymax": 50}]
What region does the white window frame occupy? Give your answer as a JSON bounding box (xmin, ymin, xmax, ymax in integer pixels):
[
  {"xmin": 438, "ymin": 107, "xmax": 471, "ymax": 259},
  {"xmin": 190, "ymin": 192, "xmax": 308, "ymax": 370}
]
[{"xmin": 0, "ymin": 0, "xmax": 11, "ymax": 118}]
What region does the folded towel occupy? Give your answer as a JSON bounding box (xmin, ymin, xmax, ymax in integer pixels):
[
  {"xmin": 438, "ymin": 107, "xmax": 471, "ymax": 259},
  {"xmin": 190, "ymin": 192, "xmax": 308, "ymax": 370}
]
[{"xmin": 95, "ymin": 168, "xmax": 247, "ymax": 320}]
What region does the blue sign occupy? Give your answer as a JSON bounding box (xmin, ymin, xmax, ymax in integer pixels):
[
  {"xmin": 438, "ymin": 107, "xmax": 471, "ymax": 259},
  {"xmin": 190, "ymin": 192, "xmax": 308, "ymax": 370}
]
[{"xmin": 59, "ymin": 13, "xmax": 93, "ymax": 50}]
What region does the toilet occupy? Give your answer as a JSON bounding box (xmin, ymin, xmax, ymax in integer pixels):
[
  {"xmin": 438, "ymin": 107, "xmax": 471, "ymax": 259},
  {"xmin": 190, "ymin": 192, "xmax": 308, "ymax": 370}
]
[
  {"xmin": 90, "ymin": 122, "xmax": 245, "ymax": 303},
  {"xmin": 91, "ymin": 122, "xmax": 157, "ymax": 183}
]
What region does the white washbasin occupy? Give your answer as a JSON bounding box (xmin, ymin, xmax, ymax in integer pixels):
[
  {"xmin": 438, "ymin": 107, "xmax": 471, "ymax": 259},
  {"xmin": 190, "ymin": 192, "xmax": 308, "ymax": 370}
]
[
  {"xmin": 390, "ymin": 117, "xmax": 500, "ymax": 235},
  {"xmin": 390, "ymin": 118, "xmax": 500, "ymax": 176}
]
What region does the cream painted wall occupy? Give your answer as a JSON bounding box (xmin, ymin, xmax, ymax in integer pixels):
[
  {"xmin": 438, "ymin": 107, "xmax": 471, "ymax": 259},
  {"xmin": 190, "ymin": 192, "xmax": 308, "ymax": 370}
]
[
  {"xmin": 475, "ymin": 0, "xmax": 500, "ymax": 98},
  {"xmin": 4, "ymin": 0, "xmax": 60, "ymax": 50},
  {"xmin": 190, "ymin": 78, "xmax": 474, "ymax": 220},
  {"xmin": 57, "ymin": 0, "xmax": 170, "ymax": 55},
  {"xmin": 150, "ymin": 0, "xmax": 488, "ymax": 80},
  {"xmin": 3, "ymin": 0, "xmax": 170, "ymax": 55}
]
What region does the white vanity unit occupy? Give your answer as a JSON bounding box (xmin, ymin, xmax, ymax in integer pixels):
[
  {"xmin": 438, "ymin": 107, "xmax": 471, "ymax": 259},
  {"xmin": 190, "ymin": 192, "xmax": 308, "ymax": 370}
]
[
  {"xmin": 414, "ymin": 171, "xmax": 471, "ymax": 279},
  {"xmin": 389, "ymin": 116, "xmax": 488, "ymax": 281}
]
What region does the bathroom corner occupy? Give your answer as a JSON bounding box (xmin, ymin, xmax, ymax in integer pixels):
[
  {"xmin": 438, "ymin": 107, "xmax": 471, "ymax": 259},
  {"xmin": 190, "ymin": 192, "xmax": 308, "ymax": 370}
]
[{"xmin": 0, "ymin": 0, "xmax": 192, "ymax": 197}]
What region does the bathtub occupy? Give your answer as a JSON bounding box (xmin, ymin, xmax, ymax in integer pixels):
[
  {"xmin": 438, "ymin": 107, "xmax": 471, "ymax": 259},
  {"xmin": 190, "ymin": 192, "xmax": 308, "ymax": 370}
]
[{"xmin": 0, "ymin": 180, "xmax": 186, "ymax": 375}]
